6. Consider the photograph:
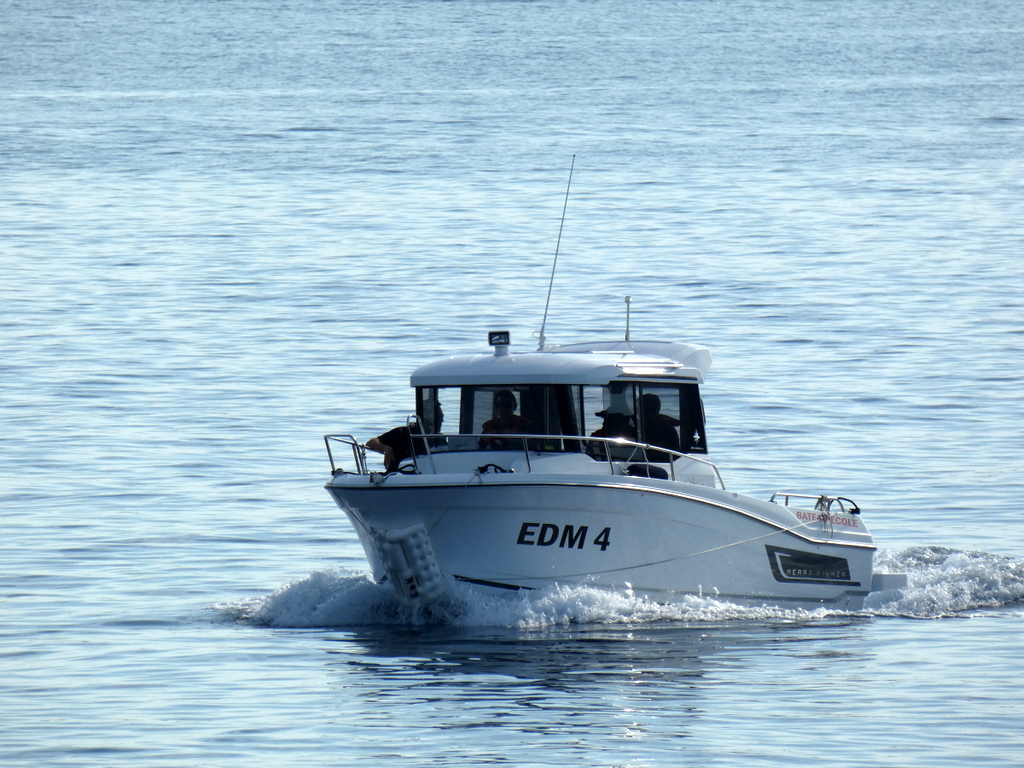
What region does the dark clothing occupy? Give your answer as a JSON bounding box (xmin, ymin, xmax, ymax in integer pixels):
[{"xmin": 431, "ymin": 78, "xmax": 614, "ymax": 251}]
[
  {"xmin": 641, "ymin": 413, "xmax": 680, "ymax": 463},
  {"xmin": 377, "ymin": 426, "xmax": 418, "ymax": 473},
  {"xmin": 645, "ymin": 414, "xmax": 680, "ymax": 453}
]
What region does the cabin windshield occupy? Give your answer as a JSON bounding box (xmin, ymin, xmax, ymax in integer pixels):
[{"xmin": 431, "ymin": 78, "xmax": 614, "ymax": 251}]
[{"xmin": 417, "ymin": 380, "xmax": 707, "ymax": 457}]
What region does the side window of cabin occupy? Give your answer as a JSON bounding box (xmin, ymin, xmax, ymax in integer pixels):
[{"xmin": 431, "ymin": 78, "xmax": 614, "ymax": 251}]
[
  {"xmin": 637, "ymin": 385, "xmax": 683, "ymax": 454},
  {"xmin": 678, "ymin": 383, "xmax": 707, "ymax": 453},
  {"xmin": 416, "ymin": 387, "xmax": 459, "ymax": 448},
  {"xmin": 582, "ymin": 382, "xmax": 707, "ymax": 456},
  {"xmin": 635, "ymin": 383, "xmax": 707, "ymax": 455}
]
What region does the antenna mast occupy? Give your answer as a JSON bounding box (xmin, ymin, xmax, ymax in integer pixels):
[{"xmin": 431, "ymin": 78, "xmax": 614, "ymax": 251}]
[{"xmin": 537, "ymin": 154, "xmax": 575, "ymax": 351}]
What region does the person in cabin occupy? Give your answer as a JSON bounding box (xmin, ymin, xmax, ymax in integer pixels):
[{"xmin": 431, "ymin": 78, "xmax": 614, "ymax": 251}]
[
  {"xmin": 639, "ymin": 393, "xmax": 680, "ymax": 458},
  {"xmin": 481, "ymin": 390, "xmax": 531, "ymax": 448},
  {"xmin": 587, "ymin": 409, "xmax": 637, "ymax": 459},
  {"xmin": 593, "ymin": 410, "xmax": 636, "ymax": 441}
]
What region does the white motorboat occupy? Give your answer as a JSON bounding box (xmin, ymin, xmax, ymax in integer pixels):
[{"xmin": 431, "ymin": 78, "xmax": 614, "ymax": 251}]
[{"xmin": 324, "ymin": 330, "xmax": 906, "ymax": 610}]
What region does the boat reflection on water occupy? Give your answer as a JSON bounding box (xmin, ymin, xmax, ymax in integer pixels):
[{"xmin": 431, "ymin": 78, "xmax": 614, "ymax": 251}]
[{"xmin": 321, "ymin": 618, "xmax": 872, "ymax": 692}]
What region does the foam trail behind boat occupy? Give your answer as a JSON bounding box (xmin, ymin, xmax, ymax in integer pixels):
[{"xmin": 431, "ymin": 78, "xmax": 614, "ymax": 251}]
[{"xmin": 220, "ymin": 545, "xmax": 1024, "ymax": 628}]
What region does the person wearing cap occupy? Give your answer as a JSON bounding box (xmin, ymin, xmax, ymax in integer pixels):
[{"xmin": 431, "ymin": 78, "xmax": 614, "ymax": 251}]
[{"xmin": 587, "ymin": 409, "xmax": 636, "ymax": 460}]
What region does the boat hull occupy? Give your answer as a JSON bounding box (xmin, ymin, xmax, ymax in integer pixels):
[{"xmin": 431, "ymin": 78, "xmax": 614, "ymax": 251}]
[{"xmin": 326, "ymin": 472, "xmax": 876, "ymax": 610}]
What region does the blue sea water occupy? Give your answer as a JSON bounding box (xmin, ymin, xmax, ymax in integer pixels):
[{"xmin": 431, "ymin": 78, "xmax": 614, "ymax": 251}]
[{"xmin": 3, "ymin": 0, "xmax": 1024, "ymax": 765}]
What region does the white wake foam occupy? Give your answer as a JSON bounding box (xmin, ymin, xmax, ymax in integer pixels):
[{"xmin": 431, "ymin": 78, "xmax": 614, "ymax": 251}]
[
  {"xmin": 865, "ymin": 546, "xmax": 1024, "ymax": 617},
  {"xmin": 219, "ymin": 546, "xmax": 1024, "ymax": 629}
]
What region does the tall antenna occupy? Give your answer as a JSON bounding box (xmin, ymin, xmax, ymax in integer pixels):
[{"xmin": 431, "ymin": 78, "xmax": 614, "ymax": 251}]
[{"xmin": 537, "ymin": 154, "xmax": 575, "ymax": 351}]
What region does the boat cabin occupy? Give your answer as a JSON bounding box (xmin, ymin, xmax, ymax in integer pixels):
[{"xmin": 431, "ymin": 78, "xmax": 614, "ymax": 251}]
[{"xmin": 409, "ymin": 335, "xmax": 711, "ymax": 461}]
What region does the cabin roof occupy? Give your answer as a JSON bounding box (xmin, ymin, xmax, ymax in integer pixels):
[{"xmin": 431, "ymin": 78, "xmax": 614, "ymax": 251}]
[{"xmin": 410, "ymin": 340, "xmax": 712, "ymax": 387}]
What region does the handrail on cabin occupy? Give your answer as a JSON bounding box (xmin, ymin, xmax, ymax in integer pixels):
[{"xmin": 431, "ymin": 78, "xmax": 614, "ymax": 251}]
[{"xmin": 325, "ymin": 430, "xmax": 725, "ymax": 489}]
